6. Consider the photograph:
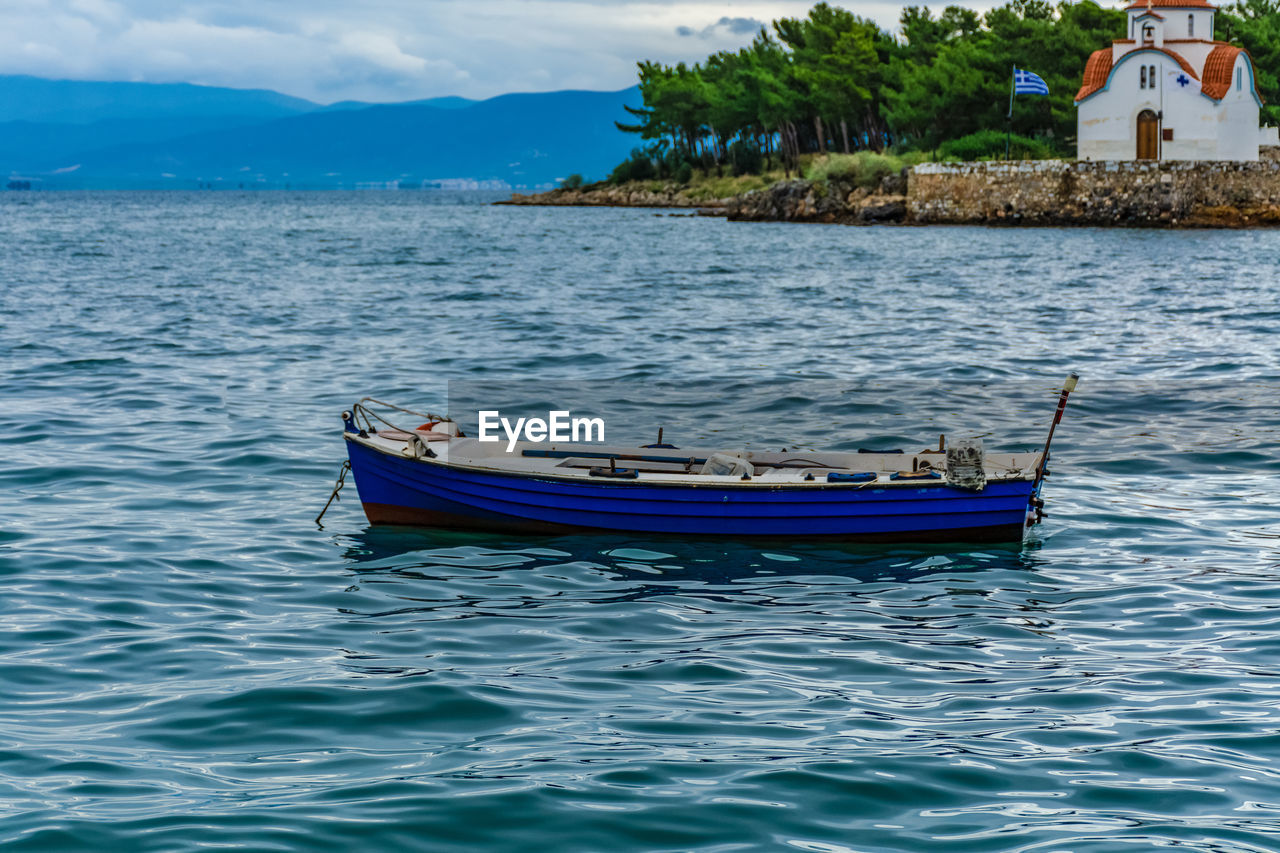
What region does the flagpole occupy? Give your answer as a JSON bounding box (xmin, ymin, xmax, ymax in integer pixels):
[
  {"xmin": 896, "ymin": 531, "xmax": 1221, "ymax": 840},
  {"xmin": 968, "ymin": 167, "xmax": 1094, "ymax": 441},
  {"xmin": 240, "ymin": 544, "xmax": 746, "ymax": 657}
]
[
  {"xmin": 1006, "ymin": 66, "xmax": 1015, "ymax": 160},
  {"xmin": 1158, "ymin": 64, "xmax": 1164, "ymax": 160}
]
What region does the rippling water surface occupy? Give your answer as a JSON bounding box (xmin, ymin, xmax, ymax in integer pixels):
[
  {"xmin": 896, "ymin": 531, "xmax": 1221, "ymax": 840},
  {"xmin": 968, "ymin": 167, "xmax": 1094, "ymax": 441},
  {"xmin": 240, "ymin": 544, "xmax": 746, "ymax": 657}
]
[{"xmin": 2, "ymin": 191, "xmax": 1279, "ymax": 852}]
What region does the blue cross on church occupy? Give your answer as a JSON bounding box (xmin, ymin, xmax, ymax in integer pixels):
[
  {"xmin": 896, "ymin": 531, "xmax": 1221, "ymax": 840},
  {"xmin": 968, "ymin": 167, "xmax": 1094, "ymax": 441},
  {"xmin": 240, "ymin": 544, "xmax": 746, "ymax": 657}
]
[{"xmin": 1174, "ymin": 73, "xmax": 1192, "ymax": 88}]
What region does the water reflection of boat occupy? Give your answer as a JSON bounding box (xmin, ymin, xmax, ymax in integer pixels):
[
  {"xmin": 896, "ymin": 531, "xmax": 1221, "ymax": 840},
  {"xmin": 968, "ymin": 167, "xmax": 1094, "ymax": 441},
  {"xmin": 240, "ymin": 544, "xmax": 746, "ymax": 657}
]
[
  {"xmin": 336, "ymin": 378, "xmax": 1076, "ymax": 544},
  {"xmin": 336, "ymin": 525, "xmax": 1033, "ymax": 579}
]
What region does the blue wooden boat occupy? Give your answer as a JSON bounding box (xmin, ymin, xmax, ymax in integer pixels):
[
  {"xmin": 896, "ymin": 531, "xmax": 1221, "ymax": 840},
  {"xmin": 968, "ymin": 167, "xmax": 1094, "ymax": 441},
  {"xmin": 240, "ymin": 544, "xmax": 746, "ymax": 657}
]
[{"xmin": 334, "ymin": 377, "xmax": 1076, "ymax": 543}]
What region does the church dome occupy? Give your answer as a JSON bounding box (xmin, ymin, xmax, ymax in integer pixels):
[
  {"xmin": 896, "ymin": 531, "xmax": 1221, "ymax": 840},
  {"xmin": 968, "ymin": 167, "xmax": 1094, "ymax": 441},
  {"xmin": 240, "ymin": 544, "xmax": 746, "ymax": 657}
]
[{"xmin": 1201, "ymin": 44, "xmax": 1249, "ymax": 99}]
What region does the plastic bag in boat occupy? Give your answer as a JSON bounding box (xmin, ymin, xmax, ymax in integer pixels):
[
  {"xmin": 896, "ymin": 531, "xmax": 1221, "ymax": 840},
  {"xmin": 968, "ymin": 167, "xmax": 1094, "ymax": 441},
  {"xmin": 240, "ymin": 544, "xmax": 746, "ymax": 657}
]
[
  {"xmin": 945, "ymin": 438, "xmax": 986, "ymax": 491},
  {"xmin": 701, "ymin": 453, "xmax": 754, "ymax": 477}
]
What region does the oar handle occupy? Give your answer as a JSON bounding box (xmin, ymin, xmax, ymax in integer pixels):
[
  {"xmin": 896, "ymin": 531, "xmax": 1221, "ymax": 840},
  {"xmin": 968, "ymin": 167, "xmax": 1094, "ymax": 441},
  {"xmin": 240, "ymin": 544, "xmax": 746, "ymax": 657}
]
[{"xmin": 1032, "ymin": 372, "xmax": 1078, "ymax": 493}]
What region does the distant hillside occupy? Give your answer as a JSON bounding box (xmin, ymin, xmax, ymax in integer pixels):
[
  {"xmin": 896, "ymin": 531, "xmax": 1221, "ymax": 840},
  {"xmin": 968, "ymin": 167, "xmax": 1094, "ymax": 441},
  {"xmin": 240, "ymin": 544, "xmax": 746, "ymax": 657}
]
[
  {"xmin": 320, "ymin": 95, "xmax": 478, "ymax": 113},
  {"xmin": 0, "ymin": 75, "xmax": 319, "ymax": 124},
  {"xmin": 0, "ymin": 115, "xmax": 299, "ymax": 167},
  {"xmin": 4, "ymin": 85, "xmax": 642, "ymax": 188}
]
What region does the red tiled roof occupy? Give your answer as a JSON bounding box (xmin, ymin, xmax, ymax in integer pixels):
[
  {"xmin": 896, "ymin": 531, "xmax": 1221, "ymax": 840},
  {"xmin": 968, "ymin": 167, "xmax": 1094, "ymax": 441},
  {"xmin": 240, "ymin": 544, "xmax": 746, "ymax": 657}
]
[
  {"xmin": 1075, "ymin": 46, "xmax": 1202, "ymax": 102},
  {"xmin": 1201, "ymin": 43, "xmax": 1244, "ymax": 99},
  {"xmin": 1125, "ymin": 0, "xmax": 1215, "ymax": 8},
  {"xmin": 1075, "ymin": 49, "xmax": 1113, "ymax": 101},
  {"xmin": 1133, "ymin": 10, "xmax": 1166, "ymax": 19},
  {"xmin": 1162, "ymin": 48, "xmax": 1202, "ymax": 80}
]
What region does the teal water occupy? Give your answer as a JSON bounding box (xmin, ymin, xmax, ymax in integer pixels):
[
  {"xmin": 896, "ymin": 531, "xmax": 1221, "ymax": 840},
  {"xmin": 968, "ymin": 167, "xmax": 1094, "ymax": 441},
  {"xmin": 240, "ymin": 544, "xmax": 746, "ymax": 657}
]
[{"xmin": 2, "ymin": 192, "xmax": 1279, "ymax": 852}]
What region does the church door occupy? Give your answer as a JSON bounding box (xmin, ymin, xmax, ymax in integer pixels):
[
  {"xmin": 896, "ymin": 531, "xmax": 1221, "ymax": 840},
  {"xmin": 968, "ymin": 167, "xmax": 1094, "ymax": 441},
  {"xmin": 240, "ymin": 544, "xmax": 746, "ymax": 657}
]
[{"xmin": 1136, "ymin": 110, "xmax": 1159, "ymax": 160}]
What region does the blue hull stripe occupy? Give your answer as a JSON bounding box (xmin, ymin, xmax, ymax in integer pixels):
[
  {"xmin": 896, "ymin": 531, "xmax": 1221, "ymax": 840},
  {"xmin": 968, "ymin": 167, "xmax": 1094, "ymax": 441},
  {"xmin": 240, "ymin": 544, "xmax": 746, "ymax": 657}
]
[{"xmin": 346, "ymin": 439, "xmax": 1033, "ymax": 537}]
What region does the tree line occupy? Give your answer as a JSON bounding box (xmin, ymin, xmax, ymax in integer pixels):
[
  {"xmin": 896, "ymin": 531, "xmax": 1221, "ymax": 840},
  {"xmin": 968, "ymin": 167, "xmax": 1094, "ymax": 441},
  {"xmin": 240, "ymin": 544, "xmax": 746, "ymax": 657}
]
[{"xmin": 611, "ymin": 0, "xmax": 1280, "ymax": 181}]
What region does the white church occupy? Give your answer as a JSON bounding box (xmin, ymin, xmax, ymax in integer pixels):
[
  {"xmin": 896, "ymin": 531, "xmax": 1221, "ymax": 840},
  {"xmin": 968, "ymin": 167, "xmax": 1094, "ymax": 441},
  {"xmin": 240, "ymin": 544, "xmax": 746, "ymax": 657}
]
[{"xmin": 1075, "ymin": 0, "xmax": 1278, "ymax": 160}]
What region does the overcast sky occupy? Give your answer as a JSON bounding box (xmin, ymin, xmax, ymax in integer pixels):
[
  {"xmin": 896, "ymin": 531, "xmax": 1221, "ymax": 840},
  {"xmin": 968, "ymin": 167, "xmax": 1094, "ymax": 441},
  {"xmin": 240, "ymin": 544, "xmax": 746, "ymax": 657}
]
[{"xmin": 1, "ymin": 0, "xmax": 1011, "ymax": 104}]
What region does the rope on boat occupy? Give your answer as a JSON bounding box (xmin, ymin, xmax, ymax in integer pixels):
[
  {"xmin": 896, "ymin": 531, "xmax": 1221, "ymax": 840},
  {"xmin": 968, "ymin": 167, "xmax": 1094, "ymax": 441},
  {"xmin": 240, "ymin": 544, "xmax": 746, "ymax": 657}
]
[
  {"xmin": 315, "ymin": 460, "xmax": 351, "ymax": 527},
  {"xmin": 349, "ymin": 398, "xmax": 453, "ymax": 440},
  {"xmin": 358, "ymin": 397, "xmax": 450, "ymax": 423}
]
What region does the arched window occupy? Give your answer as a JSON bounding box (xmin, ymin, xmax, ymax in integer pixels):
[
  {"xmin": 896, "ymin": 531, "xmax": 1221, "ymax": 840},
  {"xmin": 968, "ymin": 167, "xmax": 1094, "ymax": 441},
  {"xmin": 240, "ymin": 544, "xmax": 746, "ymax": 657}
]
[
  {"xmin": 1188, "ymin": 14, "xmax": 1195, "ymax": 36},
  {"xmin": 1151, "ymin": 65, "xmax": 1157, "ymax": 87},
  {"xmin": 1140, "ymin": 66, "xmax": 1147, "ymax": 88}
]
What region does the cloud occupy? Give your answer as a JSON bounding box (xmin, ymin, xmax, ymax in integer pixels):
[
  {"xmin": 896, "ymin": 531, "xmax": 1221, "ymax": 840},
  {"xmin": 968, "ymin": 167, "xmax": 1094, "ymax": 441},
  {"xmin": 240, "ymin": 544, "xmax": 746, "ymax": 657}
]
[
  {"xmin": 0, "ymin": 0, "xmax": 974, "ymax": 103},
  {"xmin": 676, "ymin": 16, "xmax": 764, "ymax": 38}
]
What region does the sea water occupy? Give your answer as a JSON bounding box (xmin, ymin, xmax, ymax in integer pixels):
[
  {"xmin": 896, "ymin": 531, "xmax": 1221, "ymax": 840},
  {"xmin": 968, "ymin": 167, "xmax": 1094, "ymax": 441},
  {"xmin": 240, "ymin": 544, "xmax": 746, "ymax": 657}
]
[{"xmin": 2, "ymin": 191, "xmax": 1279, "ymax": 851}]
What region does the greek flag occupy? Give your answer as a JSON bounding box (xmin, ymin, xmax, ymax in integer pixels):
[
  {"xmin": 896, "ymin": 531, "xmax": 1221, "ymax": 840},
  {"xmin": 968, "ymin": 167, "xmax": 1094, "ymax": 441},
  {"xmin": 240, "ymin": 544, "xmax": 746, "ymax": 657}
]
[{"xmin": 1013, "ymin": 68, "xmax": 1050, "ymax": 96}]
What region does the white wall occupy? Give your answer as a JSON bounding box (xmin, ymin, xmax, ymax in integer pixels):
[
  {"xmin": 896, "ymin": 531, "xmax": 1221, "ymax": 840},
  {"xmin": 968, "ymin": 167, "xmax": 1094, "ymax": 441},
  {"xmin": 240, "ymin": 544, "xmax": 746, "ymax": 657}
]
[
  {"xmin": 1164, "ymin": 40, "xmax": 1214, "ymax": 70},
  {"xmin": 1163, "ymin": 60, "xmax": 1222, "ymax": 160},
  {"xmin": 1216, "ymin": 55, "xmax": 1262, "ymax": 161},
  {"xmin": 1126, "ymin": 9, "xmax": 1212, "ymax": 41}
]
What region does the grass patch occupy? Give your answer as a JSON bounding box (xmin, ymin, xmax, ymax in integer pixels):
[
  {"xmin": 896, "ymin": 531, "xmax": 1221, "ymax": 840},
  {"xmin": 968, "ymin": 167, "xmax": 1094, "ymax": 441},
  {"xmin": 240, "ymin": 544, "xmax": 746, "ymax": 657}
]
[
  {"xmin": 802, "ymin": 151, "xmax": 910, "ymax": 189},
  {"xmin": 602, "ymin": 171, "xmax": 783, "ymax": 202},
  {"xmin": 682, "ymin": 172, "xmax": 779, "ymax": 200}
]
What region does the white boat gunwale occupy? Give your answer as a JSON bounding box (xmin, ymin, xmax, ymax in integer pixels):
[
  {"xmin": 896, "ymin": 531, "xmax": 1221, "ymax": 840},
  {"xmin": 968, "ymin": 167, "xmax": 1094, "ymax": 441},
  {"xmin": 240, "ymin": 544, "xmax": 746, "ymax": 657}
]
[{"xmin": 344, "ymin": 432, "xmax": 1041, "ymax": 491}]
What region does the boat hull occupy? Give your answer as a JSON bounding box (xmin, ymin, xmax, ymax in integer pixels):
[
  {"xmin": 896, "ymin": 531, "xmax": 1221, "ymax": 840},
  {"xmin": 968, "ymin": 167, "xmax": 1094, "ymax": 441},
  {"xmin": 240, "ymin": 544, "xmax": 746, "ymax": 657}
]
[{"xmin": 345, "ymin": 438, "xmax": 1035, "ymax": 543}]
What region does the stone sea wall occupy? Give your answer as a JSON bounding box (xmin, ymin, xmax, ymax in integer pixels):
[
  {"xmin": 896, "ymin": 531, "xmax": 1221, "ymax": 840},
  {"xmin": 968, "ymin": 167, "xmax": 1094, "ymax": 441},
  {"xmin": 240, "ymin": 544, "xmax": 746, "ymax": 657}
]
[{"xmin": 909, "ymin": 160, "xmax": 1280, "ymax": 226}]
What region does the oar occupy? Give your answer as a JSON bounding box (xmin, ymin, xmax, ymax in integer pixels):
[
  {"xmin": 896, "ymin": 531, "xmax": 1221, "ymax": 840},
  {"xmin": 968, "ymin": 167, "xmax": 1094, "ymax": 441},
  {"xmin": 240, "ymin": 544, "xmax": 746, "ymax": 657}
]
[{"xmin": 1031, "ymin": 372, "xmax": 1079, "ymax": 510}]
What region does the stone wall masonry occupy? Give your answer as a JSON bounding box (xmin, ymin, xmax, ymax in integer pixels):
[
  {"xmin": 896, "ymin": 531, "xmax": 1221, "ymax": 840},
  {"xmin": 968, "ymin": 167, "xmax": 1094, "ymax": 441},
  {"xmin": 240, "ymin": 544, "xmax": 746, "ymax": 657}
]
[{"xmin": 908, "ymin": 160, "xmax": 1280, "ymax": 226}]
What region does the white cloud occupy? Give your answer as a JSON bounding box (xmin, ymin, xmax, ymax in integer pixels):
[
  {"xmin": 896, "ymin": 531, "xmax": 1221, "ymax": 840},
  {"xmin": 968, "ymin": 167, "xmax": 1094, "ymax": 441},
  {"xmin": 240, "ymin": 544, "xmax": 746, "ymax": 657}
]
[
  {"xmin": 0, "ymin": 0, "xmax": 1010, "ymax": 102},
  {"xmin": 676, "ymin": 15, "xmax": 765, "ymax": 38},
  {"xmin": 336, "ymin": 32, "xmax": 428, "ymax": 75}
]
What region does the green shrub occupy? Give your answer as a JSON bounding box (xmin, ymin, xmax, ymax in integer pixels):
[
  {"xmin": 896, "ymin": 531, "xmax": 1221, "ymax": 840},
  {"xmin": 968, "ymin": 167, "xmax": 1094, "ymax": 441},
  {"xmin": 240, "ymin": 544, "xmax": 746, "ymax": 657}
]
[
  {"xmin": 938, "ymin": 130, "xmax": 1053, "ymax": 161},
  {"xmin": 893, "ymin": 149, "xmax": 932, "ymax": 167},
  {"xmin": 673, "ymin": 162, "xmax": 694, "ymax": 185},
  {"xmin": 560, "ymin": 173, "xmax": 584, "ymax": 189},
  {"xmin": 686, "ymin": 174, "xmax": 771, "ymax": 201},
  {"xmin": 805, "ymin": 151, "xmax": 905, "ymax": 190},
  {"xmin": 609, "ymin": 149, "xmax": 656, "ymax": 184}
]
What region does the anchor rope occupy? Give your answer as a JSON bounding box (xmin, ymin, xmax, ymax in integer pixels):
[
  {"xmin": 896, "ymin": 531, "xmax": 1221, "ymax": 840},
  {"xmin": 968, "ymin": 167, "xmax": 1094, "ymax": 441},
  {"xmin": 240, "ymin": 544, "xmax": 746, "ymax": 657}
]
[{"xmin": 315, "ymin": 460, "xmax": 351, "ymax": 526}]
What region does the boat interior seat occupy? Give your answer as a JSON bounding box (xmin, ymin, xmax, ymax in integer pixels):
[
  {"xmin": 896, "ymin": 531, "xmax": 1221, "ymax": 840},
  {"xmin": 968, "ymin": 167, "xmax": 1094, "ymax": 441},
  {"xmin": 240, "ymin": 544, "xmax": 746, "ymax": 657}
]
[{"xmin": 555, "ymin": 458, "xmax": 697, "ymax": 474}]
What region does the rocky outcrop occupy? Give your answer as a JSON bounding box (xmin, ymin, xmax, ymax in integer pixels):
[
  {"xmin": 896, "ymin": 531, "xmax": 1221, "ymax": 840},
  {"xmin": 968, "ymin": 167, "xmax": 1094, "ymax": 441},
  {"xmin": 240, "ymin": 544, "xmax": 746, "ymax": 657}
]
[
  {"xmin": 501, "ymin": 160, "xmax": 1280, "ymax": 228},
  {"xmin": 726, "ymin": 173, "xmax": 908, "ymax": 224},
  {"xmin": 497, "ymin": 183, "xmax": 732, "ymax": 208}
]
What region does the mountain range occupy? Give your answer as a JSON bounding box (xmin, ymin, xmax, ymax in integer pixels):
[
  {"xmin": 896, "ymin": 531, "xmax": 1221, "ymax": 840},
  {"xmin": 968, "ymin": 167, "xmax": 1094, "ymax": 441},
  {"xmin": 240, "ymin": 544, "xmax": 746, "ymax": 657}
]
[{"xmin": 0, "ymin": 76, "xmax": 641, "ymax": 188}]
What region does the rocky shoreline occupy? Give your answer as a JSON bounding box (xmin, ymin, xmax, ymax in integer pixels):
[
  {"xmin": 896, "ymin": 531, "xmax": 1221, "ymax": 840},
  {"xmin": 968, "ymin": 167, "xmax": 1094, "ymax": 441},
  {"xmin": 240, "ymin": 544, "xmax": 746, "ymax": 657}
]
[
  {"xmin": 496, "ymin": 175, "xmax": 912, "ymax": 224},
  {"xmin": 724, "ymin": 173, "xmax": 907, "ymax": 224},
  {"xmin": 500, "ymin": 160, "xmax": 1280, "ymax": 228},
  {"xmin": 497, "ymin": 184, "xmax": 735, "ymax": 209}
]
